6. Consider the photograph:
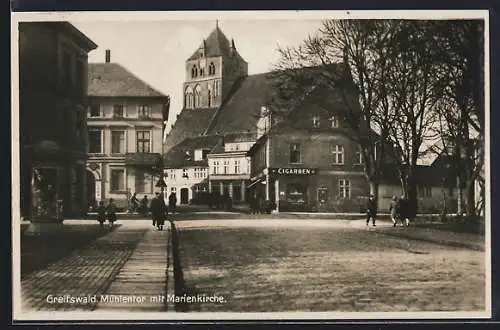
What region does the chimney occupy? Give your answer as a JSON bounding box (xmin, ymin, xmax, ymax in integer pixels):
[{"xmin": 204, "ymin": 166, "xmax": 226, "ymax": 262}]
[{"xmin": 105, "ymin": 49, "xmax": 111, "ymax": 63}]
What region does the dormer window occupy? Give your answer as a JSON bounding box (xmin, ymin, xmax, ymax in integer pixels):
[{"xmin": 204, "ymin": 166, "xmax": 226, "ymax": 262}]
[
  {"xmin": 312, "ymin": 116, "xmax": 320, "ymax": 128},
  {"xmin": 330, "ymin": 115, "xmax": 339, "ymax": 128}
]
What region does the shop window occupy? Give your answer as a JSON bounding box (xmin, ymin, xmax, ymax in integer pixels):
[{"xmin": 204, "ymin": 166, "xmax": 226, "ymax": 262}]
[
  {"xmin": 318, "ymin": 187, "xmax": 328, "ymax": 204},
  {"xmin": 110, "ymin": 168, "xmax": 125, "ymax": 192},
  {"xmin": 289, "ymin": 143, "xmax": 301, "ymax": 164},
  {"xmin": 286, "ymin": 184, "xmax": 307, "ymax": 205},
  {"xmin": 338, "ymin": 179, "xmax": 350, "ymax": 198}
]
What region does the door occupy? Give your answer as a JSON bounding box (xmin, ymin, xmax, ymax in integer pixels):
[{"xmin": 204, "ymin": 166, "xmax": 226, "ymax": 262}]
[
  {"xmin": 180, "ymin": 188, "xmax": 189, "ymax": 204},
  {"xmin": 86, "ymin": 170, "xmax": 96, "ymax": 210}
]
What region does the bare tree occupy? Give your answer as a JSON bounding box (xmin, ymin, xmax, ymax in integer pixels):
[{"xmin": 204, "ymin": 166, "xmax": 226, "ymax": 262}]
[
  {"xmin": 271, "ymin": 19, "xmax": 400, "ymax": 206},
  {"xmin": 430, "ymin": 20, "xmax": 485, "ymax": 219}
]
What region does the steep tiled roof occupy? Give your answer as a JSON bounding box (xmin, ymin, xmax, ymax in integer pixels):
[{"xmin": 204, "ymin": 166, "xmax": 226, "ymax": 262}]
[
  {"xmin": 205, "ymin": 73, "xmax": 275, "ymax": 135},
  {"xmin": 88, "ymin": 63, "xmax": 167, "ymax": 97},
  {"xmin": 188, "ymin": 25, "xmax": 232, "ymax": 60},
  {"xmin": 163, "ymin": 135, "xmax": 222, "ymax": 169},
  {"xmin": 163, "ymin": 108, "xmax": 218, "ymax": 153}
]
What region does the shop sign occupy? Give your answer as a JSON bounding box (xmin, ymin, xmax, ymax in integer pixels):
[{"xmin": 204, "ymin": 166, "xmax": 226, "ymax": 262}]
[{"xmin": 270, "ymin": 167, "xmax": 317, "ymax": 176}]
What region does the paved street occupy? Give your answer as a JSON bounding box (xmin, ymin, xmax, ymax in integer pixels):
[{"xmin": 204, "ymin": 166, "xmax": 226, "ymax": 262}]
[{"xmin": 19, "ymin": 216, "xmax": 486, "ymax": 313}]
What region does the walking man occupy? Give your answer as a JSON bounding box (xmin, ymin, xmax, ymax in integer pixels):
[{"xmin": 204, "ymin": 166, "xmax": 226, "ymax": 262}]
[
  {"xmin": 150, "ymin": 192, "xmax": 161, "ymax": 229},
  {"xmin": 366, "ymin": 194, "xmax": 377, "ymax": 227}
]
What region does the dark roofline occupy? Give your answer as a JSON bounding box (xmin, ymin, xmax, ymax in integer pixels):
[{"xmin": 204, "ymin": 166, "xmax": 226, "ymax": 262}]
[
  {"xmin": 50, "ymin": 22, "xmax": 98, "ymax": 51},
  {"xmin": 88, "ymin": 62, "xmax": 168, "ymax": 98}
]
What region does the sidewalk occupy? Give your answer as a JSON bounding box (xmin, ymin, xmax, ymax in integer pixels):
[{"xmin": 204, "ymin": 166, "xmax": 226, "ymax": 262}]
[
  {"xmin": 95, "ymin": 226, "xmax": 170, "ymax": 312},
  {"xmin": 21, "ymin": 223, "xmax": 148, "ymax": 311},
  {"xmin": 377, "ymin": 225, "xmax": 485, "ymax": 251}
]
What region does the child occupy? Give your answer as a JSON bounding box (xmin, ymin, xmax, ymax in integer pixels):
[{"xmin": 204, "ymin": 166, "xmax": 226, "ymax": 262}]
[
  {"xmin": 106, "ymin": 198, "xmax": 117, "ymax": 227},
  {"xmin": 97, "ymin": 201, "xmax": 106, "ymax": 227}
]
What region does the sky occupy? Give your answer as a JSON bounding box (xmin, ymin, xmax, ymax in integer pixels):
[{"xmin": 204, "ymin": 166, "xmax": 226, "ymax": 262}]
[{"xmin": 70, "ymin": 19, "xmax": 325, "ymax": 128}]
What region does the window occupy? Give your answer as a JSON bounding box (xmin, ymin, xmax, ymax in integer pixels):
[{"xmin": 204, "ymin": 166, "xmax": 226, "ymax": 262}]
[
  {"xmin": 170, "ymin": 169, "xmax": 176, "ymax": 180},
  {"xmin": 209, "ymin": 62, "xmax": 216, "ymax": 75},
  {"xmin": 202, "ymin": 149, "xmax": 210, "ymax": 160},
  {"xmin": 88, "ymin": 130, "xmax": 102, "ymax": 153},
  {"xmin": 355, "ymin": 147, "xmax": 363, "ymax": 164},
  {"xmin": 208, "ymin": 90, "xmax": 211, "ymax": 108},
  {"xmin": 331, "ymin": 144, "xmax": 344, "ymax": 164},
  {"xmin": 338, "ymin": 179, "xmax": 350, "ymax": 198},
  {"xmin": 110, "ymin": 168, "xmax": 125, "ymax": 192},
  {"xmin": 330, "ymin": 115, "xmax": 339, "ymax": 128},
  {"xmin": 312, "ymin": 116, "xmax": 320, "ymax": 128},
  {"xmin": 182, "ymin": 168, "xmax": 188, "ymax": 178},
  {"xmin": 135, "ymin": 170, "xmax": 152, "ymax": 193},
  {"xmin": 138, "ymin": 105, "xmax": 151, "ymax": 118},
  {"xmin": 89, "ymin": 103, "xmax": 100, "ymax": 117},
  {"xmin": 223, "ymin": 160, "xmax": 229, "ymax": 174},
  {"xmin": 194, "ymin": 85, "xmax": 201, "ymax": 108},
  {"xmin": 113, "ymin": 104, "xmax": 124, "ymax": 118},
  {"xmin": 213, "ymin": 161, "xmax": 219, "ymax": 174},
  {"xmin": 191, "ymin": 65, "xmax": 198, "ymax": 78},
  {"xmin": 214, "ymin": 80, "xmax": 220, "ymax": 97},
  {"xmin": 289, "ymin": 143, "xmax": 301, "ymax": 164},
  {"xmin": 136, "ymin": 131, "xmax": 150, "ymax": 153},
  {"xmin": 111, "ymin": 131, "xmax": 125, "ymax": 154},
  {"xmin": 171, "ymin": 187, "xmax": 176, "ymax": 193},
  {"xmin": 234, "ymin": 160, "xmax": 240, "ymax": 174}
]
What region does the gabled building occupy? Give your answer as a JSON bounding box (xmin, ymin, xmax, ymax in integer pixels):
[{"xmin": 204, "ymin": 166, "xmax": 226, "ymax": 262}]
[
  {"xmin": 207, "ymin": 132, "xmax": 256, "ymax": 202},
  {"xmin": 86, "ymin": 50, "xmax": 170, "ymax": 210},
  {"xmin": 19, "ymin": 22, "xmax": 97, "ymax": 219},
  {"xmin": 162, "ymin": 135, "xmax": 222, "ymax": 204}
]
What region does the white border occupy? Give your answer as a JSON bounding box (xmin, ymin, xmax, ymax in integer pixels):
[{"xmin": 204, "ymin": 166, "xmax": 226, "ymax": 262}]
[{"xmin": 11, "ymin": 10, "xmax": 491, "ymax": 322}]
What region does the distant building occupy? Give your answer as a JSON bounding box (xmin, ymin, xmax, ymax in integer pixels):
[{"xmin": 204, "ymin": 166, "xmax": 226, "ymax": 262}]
[
  {"xmin": 19, "ymin": 22, "xmax": 97, "ymax": 219},
  {"xmin": 86, "ymin": 50, "xmax": 170, "ymax": 210},
  {"xmin": 162, "ymin": 135, "xmax": 221, "ymax": 204},
  {"xmin": 207, "ymin": 132, "xmax": 255, "ymax": 202}
]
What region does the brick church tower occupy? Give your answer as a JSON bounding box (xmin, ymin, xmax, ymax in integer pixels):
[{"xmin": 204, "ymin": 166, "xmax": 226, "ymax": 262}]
[{"xmin": 183, "ymin": 21, "xmax": 248, "ymax": 109}]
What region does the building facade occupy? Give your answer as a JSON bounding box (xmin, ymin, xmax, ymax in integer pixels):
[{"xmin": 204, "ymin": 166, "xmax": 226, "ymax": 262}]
[
  {"xmin": 86, "ymin": 51, "xmax": 169, "ymax": 210},
  {"xmin": 162, "ymin": 135, "xmax": 221, "ymax": 204},
  {"xmin": 247, "ymin": 93, "xmax": 370, "ymax": 213},
  {"xmin": 19, "ymin": 22, "xmax": 97, "ymax": 219},
  {"xmin": 207, "ymin": 133, "xmax": 255, "ymax": 203}
]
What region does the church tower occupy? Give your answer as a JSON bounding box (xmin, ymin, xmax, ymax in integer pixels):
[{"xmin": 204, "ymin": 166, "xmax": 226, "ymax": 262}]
[{"xmin": 183, "ymin": 21, "xmax": 248, "ymax": 110}]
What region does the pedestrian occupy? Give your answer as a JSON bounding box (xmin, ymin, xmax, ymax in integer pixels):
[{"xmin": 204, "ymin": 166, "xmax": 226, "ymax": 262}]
[
  {"xmin": 106, "ymin": 198, "xmax": 117, "ymax": 227},
  {"xmin": 129, "ymin": 192, "xmax": 139, "ymax": 213},
  {"xmin": 140, "ymin": 195, "xmax": 149, "ymax": 216},
  {"xmin": 399, "ymin": 195, "xmax": 410, "ymax": 227},
  {"xmin": 389, "ymin": 195, "xmax": 400, "ymax": 227},
  {"xmin": 97, "ymin": 200, "xmax": 106, "ymax": 227},
  {"xmin": 150, "ymin": 193, "xmax": 161, "ymax": 229},
  {"xmin": 157, "ymin": 193, "xmax": 168, "ymax": 231},
  {"xmin": 168, "ymin": 192, "xmax": 177, "ymax": 213},
  {"xmin": 366, "ymin": 194, "xmax": 377, "ymax": 227}
]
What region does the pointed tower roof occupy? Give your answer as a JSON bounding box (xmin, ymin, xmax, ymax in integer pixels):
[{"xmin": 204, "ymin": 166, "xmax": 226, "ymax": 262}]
[{"xmin": 188, "ymin": 23, "xmax": 232, "ymax": 60}]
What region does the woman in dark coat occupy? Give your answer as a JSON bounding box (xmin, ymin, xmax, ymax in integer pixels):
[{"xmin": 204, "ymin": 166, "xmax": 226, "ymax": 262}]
[{"xmin": 106, "ymin": 198, "xmax": 117, "ymax": 227}]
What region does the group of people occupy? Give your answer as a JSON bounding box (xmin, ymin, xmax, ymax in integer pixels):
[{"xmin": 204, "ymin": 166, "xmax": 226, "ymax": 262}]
[
  {"xmin": 365, "ymin": 194, "xmax": 413, "ymax": 227},
  {"xmin": 96, "ymin": 198, "xmax": 117, "ymax": 227}
]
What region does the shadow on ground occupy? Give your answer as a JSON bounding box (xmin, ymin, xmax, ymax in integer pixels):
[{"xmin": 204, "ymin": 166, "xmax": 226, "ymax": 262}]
[{"xmin": 20, "ymin": 224, "xmax": 120, "ymax": 278}]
